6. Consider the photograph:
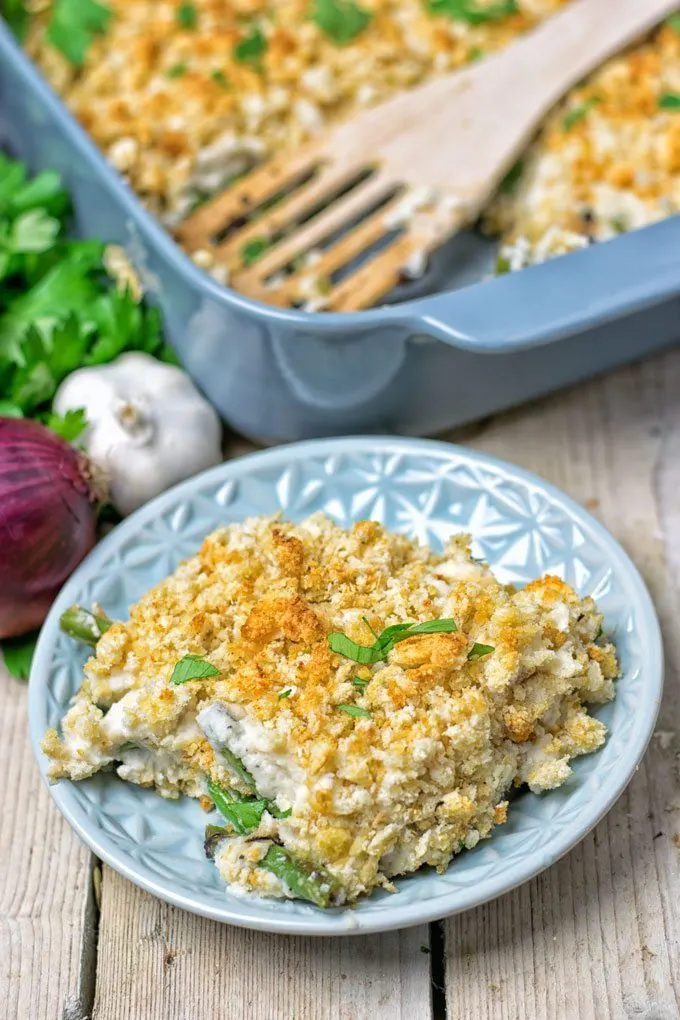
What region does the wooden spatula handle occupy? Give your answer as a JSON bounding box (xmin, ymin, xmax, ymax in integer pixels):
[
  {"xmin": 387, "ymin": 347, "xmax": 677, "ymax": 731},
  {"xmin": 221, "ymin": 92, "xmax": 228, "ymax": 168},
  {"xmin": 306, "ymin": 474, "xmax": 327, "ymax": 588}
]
[{"xmin": 509, "ymin": 0, "xmax": 679, "ymax": 111}]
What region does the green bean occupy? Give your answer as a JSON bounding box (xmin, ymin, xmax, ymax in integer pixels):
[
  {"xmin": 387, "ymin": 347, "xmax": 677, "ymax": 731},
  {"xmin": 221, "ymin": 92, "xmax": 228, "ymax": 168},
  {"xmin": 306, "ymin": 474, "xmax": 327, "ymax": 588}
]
[
  {"xmin": 59, "ymin": 605, "xmax": 113, "ymax": 646},
  {"xmin": 207, "ymin": 779, "xmax": 268, "ymax": 835},
  {"xmin": 261, "ymin": 844, "xmax": 339, "ymax": 909}
]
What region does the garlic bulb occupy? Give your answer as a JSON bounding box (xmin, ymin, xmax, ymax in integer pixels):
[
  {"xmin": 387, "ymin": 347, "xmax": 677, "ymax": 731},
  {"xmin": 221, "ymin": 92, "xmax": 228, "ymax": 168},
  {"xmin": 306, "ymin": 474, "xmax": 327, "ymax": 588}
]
[{"xmin": 53, "ymin": 352, "xmax": 222, "ymax": 515}]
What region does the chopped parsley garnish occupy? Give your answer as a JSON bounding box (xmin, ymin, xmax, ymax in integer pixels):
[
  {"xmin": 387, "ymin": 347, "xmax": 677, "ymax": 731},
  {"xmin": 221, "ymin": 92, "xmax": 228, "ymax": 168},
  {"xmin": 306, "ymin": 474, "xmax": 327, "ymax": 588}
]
[
  {"xmin": 45, "ymin": 407, "xmax": 88, "ymax": 442},
  {"xmin": 46, "ymin": 0, "xmax": 112, "ymax": 67},
  {"xmin": 167, "ymin": 62, "xmax": 188, "ymax": 78},
  {"xmin": 328, "ymin": 618, "xmax": 457, "ymax": 664},
  {"xmin": 278, "ymin": 688, "xmax": 292, "ymax": 699},
  {"xmin": 610, "ymin": 217, "xmax": 627, "ymax": 235},
  {"xmin": 241, "ymin": 237, "xmax": 269, "ymax": 266},
  {"xmin": 176, "ymin": 2, "xmax": 198, "ymax": 29},
  {"xmin": 311, "ymin": 0, "xmax": 373, "ymax": 45},
  {"xmin": 666, "ymin": 13, "xmax": 680, "ymax": 33},
  {"xmin": 562, "ymin": 97, "xmax": 600, "ymax": 132},
  {"xmin": 595, "ymin": 626, "xmax": 604, "ymax": 640},
  {"xmin": 425, "ymin": 0, "xmax": 518, "ymax": 25},
  {"xmin": 499, "ymin": 159, "xmax": 524, "ymax": 194},
  {"xmin": 352, "ymin": 676, "xmax": 370, "ymax": 689},
  {"xmin": 659, "ymin": 92, "xmax": 680, "ymax": 111},
  {"xmin": 1, "ymin": 631, "xmax": 37, "ymax": 682},
  {"xmin": 169, "ymin": 654, "xmax": 220, "ymax": 684},
  {"xmin": 468, "ymin": 46, "xmax": 486, "ymax": 62},
  {"xmin": 467, "ymin": 642, "xmax": 495, "ymax": 660},
  {"xmin": 495, "ymin": 255, "xmax": 511, "ymax": 275},
  {"xmin": 337, "ymin": 704, "xmax": 372, "ymax": 719},
  {"xmin": 211, "ymin": 70, "xmax": 230, "ymax": 89},
  {"xmin": 4, "ymin": 0, "xmax": 30, "ymax": 41},
  {"xmin": 233, "ymin": 26, "xmax": 267, "ymax": 65}
]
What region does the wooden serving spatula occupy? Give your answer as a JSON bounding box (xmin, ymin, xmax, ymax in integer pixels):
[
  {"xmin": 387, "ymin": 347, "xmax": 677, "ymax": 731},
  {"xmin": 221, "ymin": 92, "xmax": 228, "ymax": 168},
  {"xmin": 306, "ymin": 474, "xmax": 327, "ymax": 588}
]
[{"xmin": 177, "ymin": 0, "xmax": 677, "ymax": 312}]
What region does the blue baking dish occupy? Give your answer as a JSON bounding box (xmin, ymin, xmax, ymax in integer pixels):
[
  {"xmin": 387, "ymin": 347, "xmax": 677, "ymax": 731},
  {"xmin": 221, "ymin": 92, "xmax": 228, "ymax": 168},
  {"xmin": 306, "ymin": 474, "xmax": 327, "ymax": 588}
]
[{"xmin": 2, "ymin": 17, "xmax": 680, "ymax": 443}]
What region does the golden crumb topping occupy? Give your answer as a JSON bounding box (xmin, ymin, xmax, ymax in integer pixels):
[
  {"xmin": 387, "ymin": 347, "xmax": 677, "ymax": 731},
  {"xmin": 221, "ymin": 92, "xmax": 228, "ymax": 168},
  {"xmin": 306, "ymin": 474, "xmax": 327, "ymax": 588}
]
[{"xmin": 43, "ymin": 513, "xmax": 618, "ymax": 902}]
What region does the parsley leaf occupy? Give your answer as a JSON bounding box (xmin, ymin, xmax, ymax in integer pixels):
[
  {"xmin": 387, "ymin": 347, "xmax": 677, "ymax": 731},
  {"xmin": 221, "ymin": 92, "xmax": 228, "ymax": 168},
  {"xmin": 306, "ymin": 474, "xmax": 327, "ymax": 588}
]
[
  {"xmin": 4, "ymin": 0, "xmax": 31, "ymax": 41},
  {"xmin": 278, "ymin": 688, "xmax": 292, "ymax": 699},
  {"xmin": 0, "ymin": 401, "xmax": 23, "ymax": 418},
  {"xmin": 425, "ymin": 0, "xmax": 518, "ymax": 25},
  {"xmin": 46, "ymin": 0, "xmax": 112, "ymax": 68},
  {"xmin": 352, "ymin": 676, "xmax": 369, "ymax": 689},
  {"xmin": 329, "ymin": 618, "xmax": 457, "ymax": 664},
  {"xmin": 176, "ymin": 2, "xmax": 198, "ymax": 29},
  {"xmin": 499, "ymin": 160, "xmax": 524, "ymax": 194},
  {"xmin": 45, "ymin": 407, "xmax": 89, "ymax": 442},
  {"xmin": 666, "ymin": 13, "xmax": 680, "ymax": 33},
  {"xmin": 337, "ymin": 704, "xmax": 372, "ymax": 719},
  {"xmin": 562, "ymin": 97, "xmax": 600, "ymax": 131},
  {"xmin": 311, "ymin": 0, "xmax": 373, "ymax": 45},
  {"xmin": 233, "ymin": 26, "xmax": 267, "ymax": 65},
  {"xmin": 2, "ymin": 632, "xmax": 38, "ymax": 682},
  {"xmin": 211, "ymin": 70, "xmax": 230, "ymax": 89},
  {"xmin": 170, "ymin": 654, "xmax": 220, "ymax": 684},
  {"xmin": 241, "ymin": 237, "xmax": 269, "ymax": 266},
  {"xmin": 467, "ymin": 642, "xmax": 495, "ymax": 660},
  {"xmin": 659, "ymin": 92, "xmax": 680, "ymax": 111},
  {"xmin": 167, "ymin": 63, "xmax": 188, "ymax": 78}
]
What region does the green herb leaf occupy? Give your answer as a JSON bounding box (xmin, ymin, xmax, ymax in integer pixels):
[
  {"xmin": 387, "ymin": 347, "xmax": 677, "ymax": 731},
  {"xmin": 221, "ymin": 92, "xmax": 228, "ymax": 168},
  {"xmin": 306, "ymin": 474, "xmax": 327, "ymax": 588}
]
[
  {"xmin": 562, "ymin": 97, "xmax": 600, "ymax": 131},
  {"xmin": 352, "ymin": 676, "xmax": 369, "ymax": 689},
  {"xmin": 425, "ymin": 0, "xmax": 518, "ymax": 26},
  {"xmin": 233, "ymin": 26, "xmax": 267, "ymax": 65},
  {"xmin": 595, "ymin": 626, "xmax": 604, "ymax": 641},
  {"xmin": 328, "ymin": 632, "xmax": 386, "ymax": 664},
  {"xmin": 241, "ymin": 237, "xmax": 269, "ymax": 266},
  {"xmin": 329, "ymin": 617, "xmax": 458, "ymax": 664},
  {"xmin": 278, "ymin": 688, "xmax": 292, "ymax": 699},
  {"xmin": 4, "ymin": 0, "xmax": 31, "ymax": 41},
  {"xmin": 267, "ymin": 803, "xmax": 293, "ymax": 819},
  {"xmin": 610, "ymin": 217, "xmax": 627, "ymax": 234},
  {"xmin": 499, "ymin": 159, "xmax": 524, "ymax": 194},
  {"xmin": 261, "ymin": 843, "xmax": 338, "ymax": 907},
  {"xmin": 167, "ymin": 62, "xmax": 188, "ymax": 78},
  {"xmin": 467, "ymin": 642, "xmax": 495, "ymax": 660},
  {"xmin": 0, "ymin": 401, "xmax": 24, "ymax": 418},
  {"xmin": 170, "ymin": 654, "xmax": 220, "ymax": 685},
  {"xmin": 2, "ymin": 632, "xmax": 38, "ymax": 682},
  {"xmin": 8, "ymin": 209, "xmax": 61, "ymax": 255},
  {"xmin": 660, "ymin": 92, "xmax": 680, "ymax": 111},
  {"xmin": 337, "ymin": 704, "xmax": 372, "ymax": 719},
  {"xmin": 311, "ymin": 0, "xmax": 373, "ymax": 45},
  {"xmin": 495, "ymin": 255, "xmax": 511, "ymax": 275},
  {"xmin": 46, "ymin": 0, "xmax": 112, "ymax": 67},
  {"xmin": 401, "ymin": 619, "xmax": 458, "ymax": 637},
  {"xmin": 176, "ymin": 2, "xmax": 198, "ymax": 29},
  {"xmin": 211, "ymin": 70, "xmax": 230, "ymax": 88},
  {"xmin": 45, "ymin": 407, "xmax": 88, "ymax": 442},
  {"xmin": 666, "ymin": 13, "xmax": 680, "ymax": 33}
]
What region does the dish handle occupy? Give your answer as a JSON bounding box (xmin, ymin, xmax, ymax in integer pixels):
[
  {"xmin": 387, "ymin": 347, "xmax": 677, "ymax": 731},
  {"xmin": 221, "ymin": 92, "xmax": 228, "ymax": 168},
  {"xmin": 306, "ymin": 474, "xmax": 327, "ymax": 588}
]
[{"xmin": 396, "ymin": 218, "xmax": 680, "ymax": 352}]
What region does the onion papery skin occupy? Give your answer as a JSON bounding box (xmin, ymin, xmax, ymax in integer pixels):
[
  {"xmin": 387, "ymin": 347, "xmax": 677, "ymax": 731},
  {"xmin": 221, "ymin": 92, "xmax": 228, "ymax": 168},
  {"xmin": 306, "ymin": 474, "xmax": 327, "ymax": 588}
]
[{"xmin": 0, "ymin": 418, "xmax": 100, "ymax": 639}]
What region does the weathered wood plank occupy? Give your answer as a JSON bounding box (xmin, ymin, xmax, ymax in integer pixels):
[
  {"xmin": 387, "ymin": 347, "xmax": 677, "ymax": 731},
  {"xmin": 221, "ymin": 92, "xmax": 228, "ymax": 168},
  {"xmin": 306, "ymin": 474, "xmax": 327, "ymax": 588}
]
[
  {"xmin": 444, "ymin": 351, "xmax": 680, "ymax": 1020},
  {"xmin": 0, "ymin": 667, "xmax": 97, "ymax": 1020},
  {"xmin": 93, "ymin": 867, "xmax": 433, "ymax": 1020}
]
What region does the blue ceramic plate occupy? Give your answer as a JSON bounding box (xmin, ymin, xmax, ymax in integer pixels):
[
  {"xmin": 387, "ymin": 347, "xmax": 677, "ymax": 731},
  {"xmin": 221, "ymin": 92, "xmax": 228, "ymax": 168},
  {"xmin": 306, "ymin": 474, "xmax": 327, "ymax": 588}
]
[{"xmin": 28, "ymin": 438, "xmax": 663, "ymax": 935}]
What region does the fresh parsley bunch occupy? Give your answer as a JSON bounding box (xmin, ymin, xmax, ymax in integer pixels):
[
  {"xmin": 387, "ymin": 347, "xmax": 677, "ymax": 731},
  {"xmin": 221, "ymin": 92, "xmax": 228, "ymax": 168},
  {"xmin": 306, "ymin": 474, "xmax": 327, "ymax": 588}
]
[{"xmin": 0, "ymin": 154, "xmax": 176, "ymax": 436}]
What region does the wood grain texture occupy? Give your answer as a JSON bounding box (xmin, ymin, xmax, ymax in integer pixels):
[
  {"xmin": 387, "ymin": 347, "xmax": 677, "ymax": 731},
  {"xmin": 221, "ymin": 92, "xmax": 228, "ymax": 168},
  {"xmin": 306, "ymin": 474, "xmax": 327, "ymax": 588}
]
[
  {"xmin": 0, "ymin": 668, "xmax": 97, "ymax": 1020},
  {"xmin": 444, "ymin": 351, "xmax": 680, "ymax": 1020},
  {"xmin": 92, "ymin": 867, "xmax": 432, "ymax": 1020}
]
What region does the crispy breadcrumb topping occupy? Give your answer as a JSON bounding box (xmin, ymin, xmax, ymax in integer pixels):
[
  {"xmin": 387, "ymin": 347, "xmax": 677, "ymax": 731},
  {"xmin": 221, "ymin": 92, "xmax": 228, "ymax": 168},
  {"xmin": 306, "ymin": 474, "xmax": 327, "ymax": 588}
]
[{"xmin": 42, "ymin": 513, "xmax": 618, "ymax": 902}]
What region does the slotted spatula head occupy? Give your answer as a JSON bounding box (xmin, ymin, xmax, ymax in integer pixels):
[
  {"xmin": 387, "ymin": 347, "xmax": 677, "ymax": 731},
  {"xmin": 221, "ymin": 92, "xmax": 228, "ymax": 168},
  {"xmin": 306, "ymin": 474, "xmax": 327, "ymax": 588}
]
[{"xmin": 176, "ymin": 0, "xmax": 679, "ymax": 312}]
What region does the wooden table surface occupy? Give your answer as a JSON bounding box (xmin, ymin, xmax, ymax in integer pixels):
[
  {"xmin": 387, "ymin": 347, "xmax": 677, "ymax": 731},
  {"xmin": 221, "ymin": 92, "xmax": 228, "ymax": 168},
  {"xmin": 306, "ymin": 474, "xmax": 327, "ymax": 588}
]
[{"xmin": 2, "ymin": 350, "xmax": 679, "ymax": 1020}]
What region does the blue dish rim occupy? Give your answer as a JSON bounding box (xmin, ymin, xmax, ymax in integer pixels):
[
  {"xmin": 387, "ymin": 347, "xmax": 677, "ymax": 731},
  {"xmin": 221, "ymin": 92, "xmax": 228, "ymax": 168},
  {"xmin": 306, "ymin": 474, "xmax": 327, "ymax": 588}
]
[{"xmin": 27, "ymin": 437, "xmax": 664, "ymax": 936}]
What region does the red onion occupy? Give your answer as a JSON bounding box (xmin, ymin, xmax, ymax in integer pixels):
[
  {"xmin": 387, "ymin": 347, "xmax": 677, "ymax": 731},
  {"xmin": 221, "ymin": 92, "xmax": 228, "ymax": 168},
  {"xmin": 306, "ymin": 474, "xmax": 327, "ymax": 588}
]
[{"xmin": 0, "ymin": 418, "xmax": 105, "ymax": 639}]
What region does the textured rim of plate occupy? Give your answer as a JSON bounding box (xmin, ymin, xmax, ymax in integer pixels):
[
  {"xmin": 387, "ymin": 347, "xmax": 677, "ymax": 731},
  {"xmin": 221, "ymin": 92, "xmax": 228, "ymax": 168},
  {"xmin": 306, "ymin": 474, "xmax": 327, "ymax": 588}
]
[{"xmin": 28, "ymin": 437, "xmax": 663, "ymax": 936}]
